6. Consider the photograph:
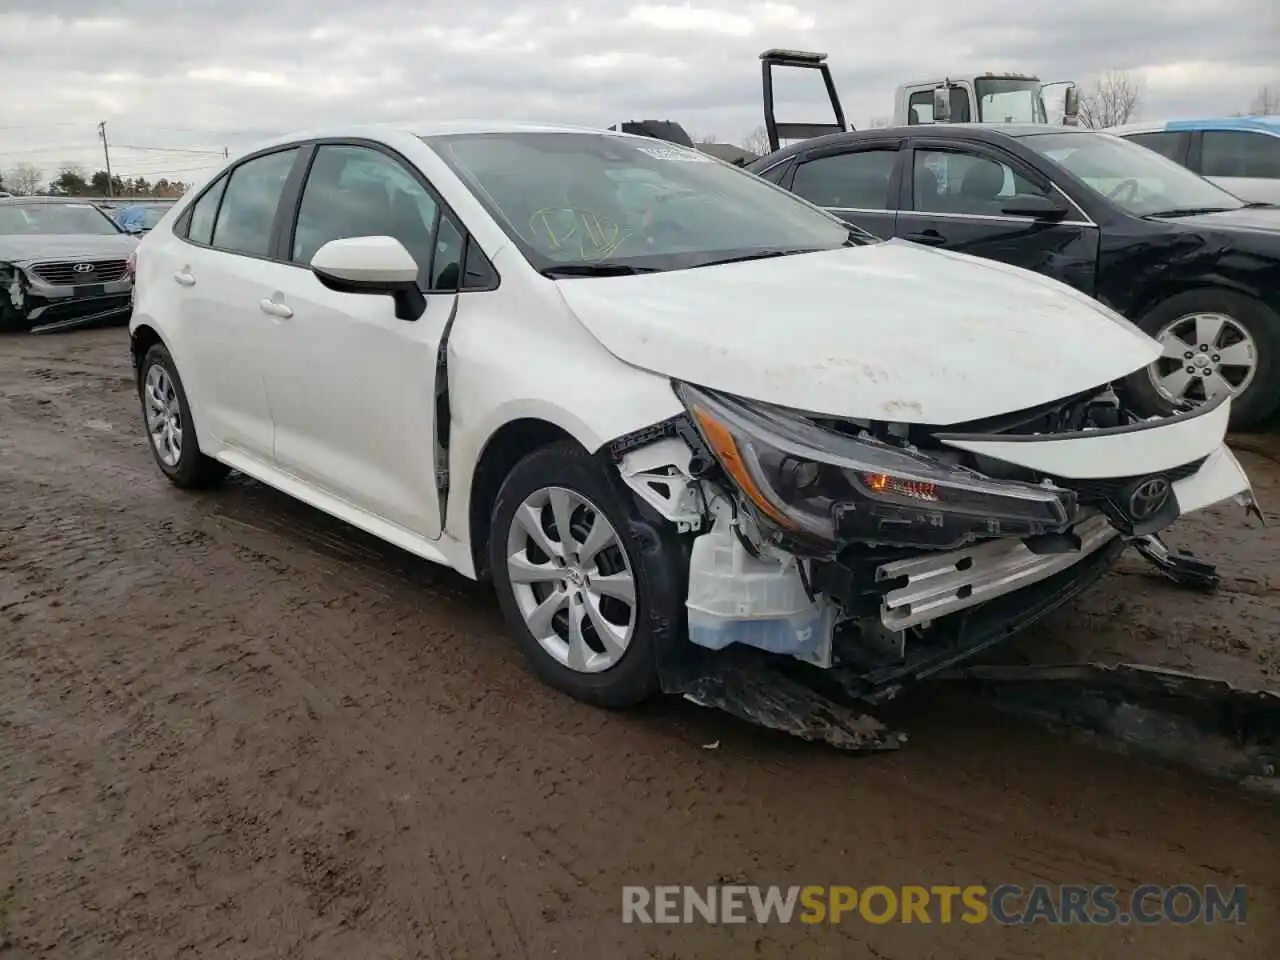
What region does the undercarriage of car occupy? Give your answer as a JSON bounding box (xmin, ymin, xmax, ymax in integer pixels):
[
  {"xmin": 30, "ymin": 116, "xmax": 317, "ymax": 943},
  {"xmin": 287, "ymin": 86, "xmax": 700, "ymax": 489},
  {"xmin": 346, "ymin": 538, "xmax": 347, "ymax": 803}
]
[{"xmin": 608, "ymin": 381, "xmax": 1272, "ymax": 769}]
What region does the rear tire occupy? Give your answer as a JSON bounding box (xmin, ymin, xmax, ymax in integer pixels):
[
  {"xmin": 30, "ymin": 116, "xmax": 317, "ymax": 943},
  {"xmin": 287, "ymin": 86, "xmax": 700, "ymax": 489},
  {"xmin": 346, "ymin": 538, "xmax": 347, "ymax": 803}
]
[
  {"xmin": 488, "ymin": 440, "xmax": 686, "ymax": 709},
  {"xmin": 1119, "ymin": 289, "xmax": 1280, "ymax": 431},
  {"xmin": 138, "ymin": 343, "xmax": 230, "ymax": 489}
]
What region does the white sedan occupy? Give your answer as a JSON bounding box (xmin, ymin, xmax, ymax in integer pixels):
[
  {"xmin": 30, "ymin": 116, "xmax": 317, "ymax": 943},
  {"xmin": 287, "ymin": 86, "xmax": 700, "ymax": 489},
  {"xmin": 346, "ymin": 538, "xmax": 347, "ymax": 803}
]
[{"xmin": 128, "ymin": 121, "xmax": 1256, "ymax": 715}]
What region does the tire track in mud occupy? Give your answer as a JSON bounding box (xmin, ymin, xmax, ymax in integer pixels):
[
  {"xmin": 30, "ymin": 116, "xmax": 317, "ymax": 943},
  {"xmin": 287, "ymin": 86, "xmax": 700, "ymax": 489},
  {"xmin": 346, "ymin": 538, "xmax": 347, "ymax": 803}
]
[{"xmin": 2, "ymin": 329, "xmax": 1278, "ymax": 959}]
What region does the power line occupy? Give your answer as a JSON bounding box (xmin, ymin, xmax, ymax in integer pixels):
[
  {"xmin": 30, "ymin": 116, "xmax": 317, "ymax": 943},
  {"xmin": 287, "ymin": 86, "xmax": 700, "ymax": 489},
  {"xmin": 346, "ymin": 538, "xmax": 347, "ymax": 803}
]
[{"xmin": 112, "ymin": 143, "xmax": 227, "ymax": 156}]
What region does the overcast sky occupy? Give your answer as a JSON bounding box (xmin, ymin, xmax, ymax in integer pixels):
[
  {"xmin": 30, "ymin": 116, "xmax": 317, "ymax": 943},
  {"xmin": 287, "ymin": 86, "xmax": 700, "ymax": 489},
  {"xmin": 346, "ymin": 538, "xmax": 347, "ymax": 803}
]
[{"xmin": 1, "ymin": 0, "xmax": 1276, "ymax": 186}]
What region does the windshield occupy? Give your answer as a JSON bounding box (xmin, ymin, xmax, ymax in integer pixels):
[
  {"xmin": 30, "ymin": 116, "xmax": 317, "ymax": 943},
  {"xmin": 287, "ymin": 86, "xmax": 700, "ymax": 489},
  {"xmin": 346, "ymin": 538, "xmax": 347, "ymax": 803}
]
[
  {"xmin": 1023, "ymin": 131, "xmax": 1245, "ymax": 217},
  {"xmin": 975, "ymin": 78, "xmax": 1047, "ymax": 124},
  {"xmin": 0, "ymin": 201, "xmax": 122, "ymax": 236},
  {"xmin": 425, "ymin": 131, "xmax": 854, "ymax": 273}
]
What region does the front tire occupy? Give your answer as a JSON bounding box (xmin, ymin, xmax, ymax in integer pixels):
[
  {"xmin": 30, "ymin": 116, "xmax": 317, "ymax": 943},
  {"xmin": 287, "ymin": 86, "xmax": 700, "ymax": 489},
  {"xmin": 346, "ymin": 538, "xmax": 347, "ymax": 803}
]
[
  {"xmin": 489, "ymin": 440, "xmax": 684, "ymax": 708},
  {"xmin": 1119, "ymin": 289, "xmax": 1280, "ymax": 431},
  {"xmin": 138, "ymin": 343, "xmax": 230, "ymax": 489}
]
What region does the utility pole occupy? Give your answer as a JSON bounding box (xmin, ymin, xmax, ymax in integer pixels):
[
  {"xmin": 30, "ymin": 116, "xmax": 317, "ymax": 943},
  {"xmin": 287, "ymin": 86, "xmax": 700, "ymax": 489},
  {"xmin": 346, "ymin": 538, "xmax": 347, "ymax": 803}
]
[
  {"xmin": 223, "ymin": 146, "xmax": 229, "ymax": 159},
  {"xmin": 97, "ymin": 120, "xmax": 114, "ymax": 197}
]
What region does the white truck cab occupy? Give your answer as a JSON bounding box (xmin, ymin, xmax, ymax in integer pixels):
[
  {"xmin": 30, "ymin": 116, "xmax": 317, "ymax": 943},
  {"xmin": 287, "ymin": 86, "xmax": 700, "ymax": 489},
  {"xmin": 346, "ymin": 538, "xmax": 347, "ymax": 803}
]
[
  {"xmin": 893, "ymin": 74, "xmax": 1080, "ymax": 126},
  {"xmin": 759, "ymin": 50, "xmax": 1080, "ymax": 153}
]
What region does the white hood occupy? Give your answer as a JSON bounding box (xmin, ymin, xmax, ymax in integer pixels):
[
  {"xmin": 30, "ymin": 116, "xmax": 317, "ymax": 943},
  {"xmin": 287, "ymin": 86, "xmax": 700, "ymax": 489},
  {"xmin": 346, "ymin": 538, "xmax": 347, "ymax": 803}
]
[{"xmin": 554, "ymin": 240, "xmax": 1160, "ymax": 425}]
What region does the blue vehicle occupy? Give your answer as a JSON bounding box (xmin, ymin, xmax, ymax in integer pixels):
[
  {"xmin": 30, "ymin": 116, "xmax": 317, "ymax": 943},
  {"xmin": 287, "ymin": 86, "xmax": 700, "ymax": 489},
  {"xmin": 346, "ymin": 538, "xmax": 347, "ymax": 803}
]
[{"xmin": 1108, "ymin": 116, "xmax": 1280, "ymax": 205}]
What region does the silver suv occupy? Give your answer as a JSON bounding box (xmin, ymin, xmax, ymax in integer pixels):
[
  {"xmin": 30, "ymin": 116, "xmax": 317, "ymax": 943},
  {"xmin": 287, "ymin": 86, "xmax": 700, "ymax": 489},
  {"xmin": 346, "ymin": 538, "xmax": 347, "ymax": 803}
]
[{"xmin": 0, "ymin": 197, "xmax": 139, "ymax": 333}]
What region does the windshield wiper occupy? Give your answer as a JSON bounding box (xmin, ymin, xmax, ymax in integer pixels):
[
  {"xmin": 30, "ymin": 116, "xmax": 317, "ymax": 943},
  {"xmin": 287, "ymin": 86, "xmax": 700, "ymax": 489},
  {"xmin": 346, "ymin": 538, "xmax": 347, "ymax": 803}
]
[
  {"xmin": 1242, "ymin": 201, "xmax": 1278, "ymax": 209},
  {"xmin": 1143, "ymin": 207, "xmax": 1235, "ymax": 219},
  {"xmin": 539, "ymin": 263, "xmax": 663, "ymax": 278},
  {"xmin": 688, "ymin": 248, "xmax": 825, "ymax": 269}
]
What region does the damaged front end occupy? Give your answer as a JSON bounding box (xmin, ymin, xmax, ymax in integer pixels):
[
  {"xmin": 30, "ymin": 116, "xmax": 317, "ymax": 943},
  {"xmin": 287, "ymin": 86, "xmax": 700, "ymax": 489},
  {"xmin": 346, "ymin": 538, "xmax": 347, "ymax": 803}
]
[
  {"xmin": 0, "ymin": 257, "xmax": 134, "ymax": 335},
  {"xmin": 612, "ymin": 380, "xmax": 1258, "ymax": 752}
]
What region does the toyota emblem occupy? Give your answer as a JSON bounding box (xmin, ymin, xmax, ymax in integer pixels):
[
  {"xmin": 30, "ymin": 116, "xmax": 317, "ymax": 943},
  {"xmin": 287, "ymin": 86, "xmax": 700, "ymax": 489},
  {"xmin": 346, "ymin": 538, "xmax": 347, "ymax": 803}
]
[
  {"xmin": 72, "ymin": 263, "xmax": 95, "ymax": 274},
  {"xmin": 1128, "ymin": 476, "xmax": 1171, "ymax": 521}
]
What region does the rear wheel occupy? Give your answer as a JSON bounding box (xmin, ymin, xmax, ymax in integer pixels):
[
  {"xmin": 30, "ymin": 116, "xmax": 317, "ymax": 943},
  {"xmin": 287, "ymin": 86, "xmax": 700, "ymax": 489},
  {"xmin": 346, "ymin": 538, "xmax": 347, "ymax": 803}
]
[
  {"xmin": 138, "ymin": 343, "xmax": 230, "ymax": 489},
  {"xmin": 1120, "ymin": 289, "xmax": 1280, "ymax": 430},
  {"xmin": 488, "ymin": 440, "xmax": 685, "ymax": 708}
]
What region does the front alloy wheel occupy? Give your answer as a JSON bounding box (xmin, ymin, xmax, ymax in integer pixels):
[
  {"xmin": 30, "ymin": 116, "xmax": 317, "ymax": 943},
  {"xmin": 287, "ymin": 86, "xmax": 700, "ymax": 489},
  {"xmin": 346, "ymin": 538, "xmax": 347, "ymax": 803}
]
[
  {"xmin": 489, "ymin": 440, "xmax": 686, "ymax": 709},
  {"xmin": 1148, "ymin": 311, "xmax": 1257, "ymax": 406},
  {"xmin": 505, "ymin": 485, "xmax": 638, "ymax": 674}
]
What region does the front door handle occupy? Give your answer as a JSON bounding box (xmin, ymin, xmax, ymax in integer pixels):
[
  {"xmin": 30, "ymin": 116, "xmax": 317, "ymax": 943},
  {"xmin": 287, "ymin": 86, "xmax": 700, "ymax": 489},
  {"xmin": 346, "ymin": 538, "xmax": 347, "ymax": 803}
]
[
  {"xmin": 904, "ymin": 230, "xmax": 947, "ymax": 247},
  {"xmin": 173, "ymin": 268, "xmax": 196, "ymax": 286},
  {"xmin": 259, "ymin": 298, "xmax": 293, "ymax": 319}
]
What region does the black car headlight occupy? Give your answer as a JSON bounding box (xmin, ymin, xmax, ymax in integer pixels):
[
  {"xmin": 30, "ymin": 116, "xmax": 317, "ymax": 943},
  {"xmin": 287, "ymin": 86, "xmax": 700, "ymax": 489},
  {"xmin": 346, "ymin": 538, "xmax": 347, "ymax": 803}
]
[{"xmin": 677, "ymin": 383, "xmax": 1077, "ymax": 550}]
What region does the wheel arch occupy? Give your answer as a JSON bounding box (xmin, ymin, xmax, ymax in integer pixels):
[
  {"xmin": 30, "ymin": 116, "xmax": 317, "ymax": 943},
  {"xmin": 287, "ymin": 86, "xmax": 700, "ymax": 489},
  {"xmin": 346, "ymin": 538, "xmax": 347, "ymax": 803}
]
[{"xmin": 460, "ymin": 417, "xmax": 584, "ymax": 581}]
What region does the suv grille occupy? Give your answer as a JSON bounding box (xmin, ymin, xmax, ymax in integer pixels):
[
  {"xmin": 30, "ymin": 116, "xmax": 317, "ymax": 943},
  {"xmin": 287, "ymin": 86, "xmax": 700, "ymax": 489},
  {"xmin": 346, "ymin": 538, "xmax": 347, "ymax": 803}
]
[{"xmin": 31, "ymin": 259, "xmax": 129, "ymax": 285}]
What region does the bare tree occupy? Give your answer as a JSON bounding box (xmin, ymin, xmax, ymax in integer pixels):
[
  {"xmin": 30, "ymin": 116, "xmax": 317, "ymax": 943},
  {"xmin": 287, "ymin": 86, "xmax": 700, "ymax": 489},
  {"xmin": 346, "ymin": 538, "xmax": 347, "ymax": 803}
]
[
  {"xmin": 1249, "ymin": 84, "xmax": 1279, "ymax": 115},
  {"xmin": 692, "ymin": 132, "xmax": 719, "ymax": 144},
  {"xmin": 1079, "ymin": 71, "xmax": 1143, "ymax": 129},
  {"xmin": 6, "ymin": 162, "xmax": 44, "ymax": 196},
  {"xmin": 740, "ymin": 124, "xmax": 772, "ymax": 156}
]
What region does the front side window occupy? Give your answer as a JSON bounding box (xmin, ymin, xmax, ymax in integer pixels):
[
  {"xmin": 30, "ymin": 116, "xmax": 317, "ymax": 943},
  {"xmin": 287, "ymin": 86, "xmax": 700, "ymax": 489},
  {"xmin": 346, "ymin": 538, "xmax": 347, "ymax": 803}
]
[
  {"xmin": 0, "ymin": 201, "xmax": 121, "ymax": 236},
  {"xmin": 908, "ymin": 89, "xmax": 972, "ymax": 125},
  {"xmin": 211, "ymin": 148, "xmax": 299, "ymax": 257},
  {"xmin": 791, "ymin": 150, "xmax": 898, "ymax": 210},
  {"xmin": 911, "ymin": 148, "xmax": 1050, "ymax": 215},
  {"xmin": 291, "ymin": 144, "xmax": 456, "ymax": 289},
  {"xmin": 426, "ymin": 131, "xmax": 854, "ymax": 274},
  {"xmin": 1024, "ymin": 131, "xmax": 1244, "ymax": 218},
  {"xmin": 1201, "ymin": 131, "xmax": 1280, "ymax": 180}
]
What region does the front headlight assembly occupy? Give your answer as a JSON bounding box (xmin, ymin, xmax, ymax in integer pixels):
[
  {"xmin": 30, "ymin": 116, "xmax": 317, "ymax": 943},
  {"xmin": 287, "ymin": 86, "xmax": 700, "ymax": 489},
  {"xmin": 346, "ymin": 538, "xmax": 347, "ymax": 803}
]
[{"xmin": 677, "ymin": 383, "xmax": 1077, "ymax": 551}]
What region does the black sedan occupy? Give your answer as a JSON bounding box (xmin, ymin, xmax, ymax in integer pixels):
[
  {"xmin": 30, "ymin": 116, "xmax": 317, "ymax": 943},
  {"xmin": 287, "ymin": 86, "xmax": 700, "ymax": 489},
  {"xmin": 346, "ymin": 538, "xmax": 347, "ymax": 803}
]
[{"xmin": 745, "ymin": 124, "xmax": 1280, "ymax": 429}]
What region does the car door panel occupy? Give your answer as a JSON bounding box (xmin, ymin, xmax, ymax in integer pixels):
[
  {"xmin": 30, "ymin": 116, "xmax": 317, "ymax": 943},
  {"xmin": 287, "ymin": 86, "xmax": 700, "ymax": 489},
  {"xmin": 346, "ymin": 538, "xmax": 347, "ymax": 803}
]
[
  {"xmin": 264, "ymin": 142, "xmax": 459, "ymax": 539},
  {"xmin": 173, "ymin": 149, "xmax": 301, "ymax": 462},
  {"xmin": 897, "ymin": 141, "xmax": 1100, "ymax": 297}
]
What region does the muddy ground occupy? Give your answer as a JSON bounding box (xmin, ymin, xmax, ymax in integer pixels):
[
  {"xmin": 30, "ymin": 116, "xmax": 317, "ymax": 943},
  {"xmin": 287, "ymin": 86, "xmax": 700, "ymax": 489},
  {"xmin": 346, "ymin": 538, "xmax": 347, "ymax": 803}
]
[{"xmin": 1, "ymin": 327, "xmax": 1277, "ymax": 959}]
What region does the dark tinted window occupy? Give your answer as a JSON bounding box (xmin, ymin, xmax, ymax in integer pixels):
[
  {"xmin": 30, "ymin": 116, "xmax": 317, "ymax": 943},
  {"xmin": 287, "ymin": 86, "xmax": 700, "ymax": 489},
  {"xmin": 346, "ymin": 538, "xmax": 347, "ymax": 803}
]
[
  {"xmin": 1201, "ymin": 131, "xmax": 1280, "ymax": 179},
  {"xmin": 291, "ymin": 144, "xmax": 444, "ymax": 287},
  {"xmin": 186, "ymin": 175, "xmax": 227, "ymax": 245},
  {"xmin": 912, "ymin": 148, "xmax": 1050, "ymax": 215},
  {"xmin": 1123, "ymin": 131, "xmax": 1184, "ymax": 163},
  {"xmin": 791, "ymin": 150, "xmax": 897, "ymax": 209},
  {"xmin": 211, "ymin": 148, "xmax": 298, "ymax": 257}
]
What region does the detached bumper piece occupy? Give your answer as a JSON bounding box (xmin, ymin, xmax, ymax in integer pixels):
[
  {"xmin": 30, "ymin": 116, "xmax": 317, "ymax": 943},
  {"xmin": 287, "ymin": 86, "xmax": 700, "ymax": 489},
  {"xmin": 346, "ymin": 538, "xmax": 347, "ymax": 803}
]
[
  {"xmin": 942, "ymin": 662, "xmax": 1280, "ymax": 790},
  {"xmin": 660, "ymin": 535, "xmax": 1125, "ymax": 750}
]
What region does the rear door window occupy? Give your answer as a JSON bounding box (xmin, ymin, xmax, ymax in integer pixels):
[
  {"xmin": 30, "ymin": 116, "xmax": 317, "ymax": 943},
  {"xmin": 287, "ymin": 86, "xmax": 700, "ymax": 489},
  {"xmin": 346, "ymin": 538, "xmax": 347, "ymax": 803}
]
[
  {"xmin": 210, "ymin": 148, "xmax": 300, "ymax": 257},
  {"xmin": 1123, "ymin": 132, "xmax": 1184, "ymax": 163},
  {"xmin": 791, "ymin": 149, "xmax": 898, "ymax": 210},
  {"xmin": 1201, "ymin": 131, "xmax": 1280, "ymax": 179}
]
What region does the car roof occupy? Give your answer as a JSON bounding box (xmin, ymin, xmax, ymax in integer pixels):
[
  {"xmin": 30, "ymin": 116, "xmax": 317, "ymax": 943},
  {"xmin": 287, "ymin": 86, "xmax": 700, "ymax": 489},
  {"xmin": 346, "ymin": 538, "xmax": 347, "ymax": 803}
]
[
  {"xmin": 749, "ymin": 122, "xmax": 1097, "ymax": 164},
  {"xmin": 245, "ymin": 119, "xmax": 637, "ymax": 155},
  {"xmin": 1110, "ymin": 116, "xmax": 1280, "ymax": 136}
]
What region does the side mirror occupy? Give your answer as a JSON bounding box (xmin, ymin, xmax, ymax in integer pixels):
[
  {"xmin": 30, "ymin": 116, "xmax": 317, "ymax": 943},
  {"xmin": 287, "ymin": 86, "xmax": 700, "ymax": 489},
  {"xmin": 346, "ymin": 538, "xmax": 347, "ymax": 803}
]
[
  {"xmin": 932, "ymin": 85, "xmax": 953, "ymax": 123},
  {"xmin": 310, "ymin": 236, "xmax": 426, "ymax": 321},
  {"xmin": 1000, "ymin": 194, "xmax": 1070, "ymax": 220},
  {"xmin": 1063, "ymin": 85, "xmax": 1080, "ymax": 125}
]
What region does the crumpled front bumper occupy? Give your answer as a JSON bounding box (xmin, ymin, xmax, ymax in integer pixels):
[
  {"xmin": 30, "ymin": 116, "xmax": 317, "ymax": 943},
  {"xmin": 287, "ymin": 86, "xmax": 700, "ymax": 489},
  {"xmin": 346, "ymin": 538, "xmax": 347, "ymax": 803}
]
[{"xmin": 879, "ymin": 393, "xmax": 1253, "ymax": 630}]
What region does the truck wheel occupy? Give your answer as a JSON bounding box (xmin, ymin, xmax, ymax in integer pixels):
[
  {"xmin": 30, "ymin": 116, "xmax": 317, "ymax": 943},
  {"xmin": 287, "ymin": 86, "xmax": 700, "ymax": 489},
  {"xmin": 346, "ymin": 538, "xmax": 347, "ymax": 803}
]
[
  {"xmin": 138, "ymin": 343, "xmax": 230, "ymax": 489},
  {"xmin": 488, "ymin": 440, "xmax": 686, "ymax": 709},
  {"xmin": 1120, "ymin": 289, "xmax": 1280, "ymax": 431}
]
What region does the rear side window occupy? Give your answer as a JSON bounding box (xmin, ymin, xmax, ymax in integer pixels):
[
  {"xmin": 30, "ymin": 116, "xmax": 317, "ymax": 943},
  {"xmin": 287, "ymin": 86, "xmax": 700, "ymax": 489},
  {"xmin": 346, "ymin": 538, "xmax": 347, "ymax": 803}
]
[
  {"xmin": 1201, "ymin": 131, "xmax": 1280, "ymax": 179},
  {"xmin": 1124, "ymin": 132, "xmax": 1184, "ymax": 163},
  {"xmin": 210, "ymin": 148, "xmax": 300, "ymax": 257},
  {"xmin": 791, "ymin": 149, "xmax": 898, "ymax": 210},
  {"xmin": 186, "ymin": 174, "xmax": 227, "ymax": 245}
]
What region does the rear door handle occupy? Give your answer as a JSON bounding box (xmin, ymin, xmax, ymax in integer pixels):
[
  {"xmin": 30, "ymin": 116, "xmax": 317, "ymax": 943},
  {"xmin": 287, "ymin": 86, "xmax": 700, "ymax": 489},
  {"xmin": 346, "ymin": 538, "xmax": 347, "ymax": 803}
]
[
  {"xmin": 173, "ymin": 269, "xmax": 196, "ymax": 286},
  {"xmin": 904, "ymin": 231, "xmax": 947, "ymax": 246},
  {"xmin": 259, "ymin": 298, "xmax": 293, "ymax": 319}
]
